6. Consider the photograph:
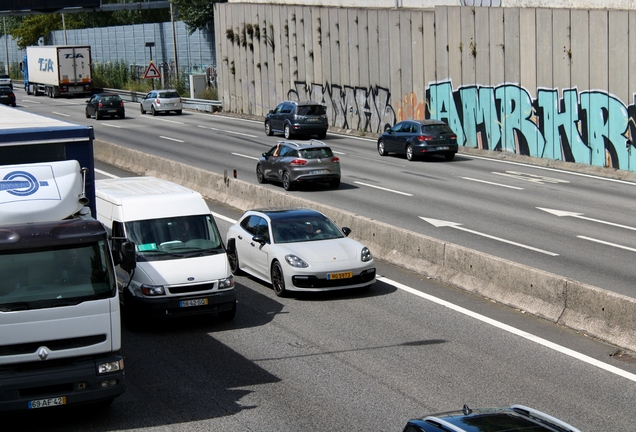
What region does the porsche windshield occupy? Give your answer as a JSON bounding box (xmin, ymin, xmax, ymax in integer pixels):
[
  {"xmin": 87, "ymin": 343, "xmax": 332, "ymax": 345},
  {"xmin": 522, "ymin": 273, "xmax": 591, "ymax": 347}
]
[
  {"xmin": 271, "ymin": 215, "xmax": 344, "ymax": 243},
  {"xmin": 125, "ymin": 214, "xmax": 224, "ymax": 261},
  {"xmin": 0, "ymin": 241, "xmax": 115, "ymax": 311}
]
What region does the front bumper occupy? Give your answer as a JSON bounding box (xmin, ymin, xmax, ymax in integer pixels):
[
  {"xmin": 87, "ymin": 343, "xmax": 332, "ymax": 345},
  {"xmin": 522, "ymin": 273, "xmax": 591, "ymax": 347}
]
[
  {"xmin": 130, "ymin": 288, "xmax": 236, "ymax": 318},
  {"xmin": 290, "ymin": 268, "xmax": 376, "ymax": 291}
]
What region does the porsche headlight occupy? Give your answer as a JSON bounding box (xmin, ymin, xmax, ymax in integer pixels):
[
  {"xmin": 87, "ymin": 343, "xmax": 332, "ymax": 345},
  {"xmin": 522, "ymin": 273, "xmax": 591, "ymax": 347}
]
[
  {"xmin": 361, "ymin": 247, "xmax": 372, "ymax": 262},
  {"xmin": 285, "ymin": 254, "xmax": 309, "ymax": 268}
]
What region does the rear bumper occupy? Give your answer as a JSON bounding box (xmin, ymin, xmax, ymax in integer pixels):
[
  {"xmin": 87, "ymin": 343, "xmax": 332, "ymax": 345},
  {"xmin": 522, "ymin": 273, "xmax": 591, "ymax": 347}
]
[
  {"xmin": 291, "ymin": 123, "xmax": 328, "ymax": 134},
  {"xmin": 0, "ymin": 353, "xmax": 125, "ymax": 412}
]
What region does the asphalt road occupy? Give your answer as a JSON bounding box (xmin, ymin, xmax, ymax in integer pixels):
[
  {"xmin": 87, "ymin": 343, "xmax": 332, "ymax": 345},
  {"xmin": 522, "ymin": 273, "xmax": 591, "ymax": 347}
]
[
  {"xmin": 13, "ymin": 88, "xmax": 636, "ymax": 301},
  {"xmin": 5, "ymin": 93, "xmax": 636, "ymax": 430}
]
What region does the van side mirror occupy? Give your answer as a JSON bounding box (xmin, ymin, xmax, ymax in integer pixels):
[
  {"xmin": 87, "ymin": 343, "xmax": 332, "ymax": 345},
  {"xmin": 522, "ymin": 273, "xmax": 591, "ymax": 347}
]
[{"xmin": 117, "ymin": 241, "xmax": 137, "ymax": 271}]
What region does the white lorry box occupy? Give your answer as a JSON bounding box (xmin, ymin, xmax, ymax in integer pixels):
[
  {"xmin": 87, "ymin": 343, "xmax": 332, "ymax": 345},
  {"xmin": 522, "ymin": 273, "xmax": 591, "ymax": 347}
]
[
  {"xmin": 24, "ymin": 45, "xmax": 92, "ymax": 97},
  {"xmin": 95, "ymin": 177, "xmax": 236, "ymax": 328}
]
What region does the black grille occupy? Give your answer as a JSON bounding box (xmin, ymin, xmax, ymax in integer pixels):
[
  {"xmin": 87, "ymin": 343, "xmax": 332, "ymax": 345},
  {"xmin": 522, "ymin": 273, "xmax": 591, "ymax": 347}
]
[
  {"xmin": 292, "ymin": 269, "xmax": 375, "ymax": 288},
  {"xmin": 168, "ymin": 282, "xmax": 216, "ymax": 294},
  {"xmin": 0, "ymin": 335, "xmax": 107, "ymax": 357}
]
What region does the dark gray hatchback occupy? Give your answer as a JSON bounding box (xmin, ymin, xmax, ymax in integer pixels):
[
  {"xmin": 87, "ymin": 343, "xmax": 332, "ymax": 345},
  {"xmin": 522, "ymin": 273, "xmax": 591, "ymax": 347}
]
[
  {"xmin": 265, "ymin": 100, "xmax": 328, "ymax": 139},
  {"xmin": 378, "ymin": 119, "xmax": 458, "ymax": 161}
]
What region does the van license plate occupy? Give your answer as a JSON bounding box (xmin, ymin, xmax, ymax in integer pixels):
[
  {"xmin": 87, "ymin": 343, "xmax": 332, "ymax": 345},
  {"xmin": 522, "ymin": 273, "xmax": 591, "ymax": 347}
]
[
  {"xmin": 180, "ymin": 298, "xmax": 208, "ymax": 307},
  {"xmin": 29, "ymin": 396, "xmax": 66, "ymax": 409},
  {"xmin": 327, "ymin": 271, "xmax": 353, "ymax": 280}
]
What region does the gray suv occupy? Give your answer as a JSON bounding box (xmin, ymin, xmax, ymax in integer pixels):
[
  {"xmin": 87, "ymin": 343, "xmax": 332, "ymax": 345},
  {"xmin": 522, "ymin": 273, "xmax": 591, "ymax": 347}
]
[
  {"xmin": 264, "ymin": 100, "xmax": 328, "ymax": 139},
  {"xmin": 256, "ymin": 140, "xmax": 341, "ymax": 190}
]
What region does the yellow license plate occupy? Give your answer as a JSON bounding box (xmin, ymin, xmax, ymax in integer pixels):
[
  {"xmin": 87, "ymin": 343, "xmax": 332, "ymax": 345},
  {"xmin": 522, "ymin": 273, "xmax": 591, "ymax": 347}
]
[{"xmin": 327, "ymin": 271, "xmax": 353, "ymax": 280}]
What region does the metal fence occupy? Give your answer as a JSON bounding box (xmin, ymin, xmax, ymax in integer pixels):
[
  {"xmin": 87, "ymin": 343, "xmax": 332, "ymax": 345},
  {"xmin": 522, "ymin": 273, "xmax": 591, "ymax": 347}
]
[{"xmin": 105, "ymin": 88, "xmax": 222, "ymax": 112}]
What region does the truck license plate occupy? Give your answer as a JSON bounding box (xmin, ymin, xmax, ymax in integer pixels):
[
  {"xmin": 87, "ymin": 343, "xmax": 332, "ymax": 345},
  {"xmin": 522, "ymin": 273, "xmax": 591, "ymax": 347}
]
[
  {"xmin": 180, "ymin": 298, "xmax": 208, "ymax": 308},
  {"xmin": 327, "ymin": 271, "xmax": 353, "ymax": 280},
  {"xmin": 28, "ymin": 396, "xmax": 66, "ymax": 409}
]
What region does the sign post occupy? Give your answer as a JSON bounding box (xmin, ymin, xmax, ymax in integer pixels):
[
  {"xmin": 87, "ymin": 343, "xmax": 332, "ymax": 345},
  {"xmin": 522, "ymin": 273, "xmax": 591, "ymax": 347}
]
[{"xmin": 144, "ymin": 42, "xmax": 156, "ymax": 89}]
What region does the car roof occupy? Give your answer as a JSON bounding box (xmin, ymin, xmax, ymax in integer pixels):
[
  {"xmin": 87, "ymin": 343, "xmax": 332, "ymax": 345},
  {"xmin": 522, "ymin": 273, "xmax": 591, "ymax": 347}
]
[
  {"xmin": 404, "ymin": 119, "xmax": 448, "ymax": 126},
  {"xmin": 246, "ymin": 208, "xmax": 324, "ymax": 221},
  {"xmin": 277, "ymin": 139, "xmax": 330, "ymax": 149},
  {"xmin": 406, "ymin": 405, "xmax": 581, "ymax": 432},
  {"xmin": 281, "ymin": 100, "xmax": 323, "ymax": 106},
  {"xmin": 94, "ymin": 93, "xmax": 120, "ymax": 97}
]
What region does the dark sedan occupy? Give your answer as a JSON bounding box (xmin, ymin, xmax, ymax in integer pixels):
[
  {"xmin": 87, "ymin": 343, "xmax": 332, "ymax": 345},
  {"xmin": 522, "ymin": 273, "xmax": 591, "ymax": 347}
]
[
  {"xmin": 85, "ymin": 93, "xmax": 125, "ymax": 120},
  {"xmin": 378, "ymin": 119, "xmax": 458, "ymax": 161},
  {"xmin": 0, "ymin": 86, "xmax": 16, "ymax": 107}
]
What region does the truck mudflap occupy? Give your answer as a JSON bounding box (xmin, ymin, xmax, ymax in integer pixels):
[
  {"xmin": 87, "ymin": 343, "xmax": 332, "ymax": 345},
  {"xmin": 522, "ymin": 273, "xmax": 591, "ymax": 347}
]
[{"xmin": 0, "ymin": 353, "xmax": 125, "ymax": 412}]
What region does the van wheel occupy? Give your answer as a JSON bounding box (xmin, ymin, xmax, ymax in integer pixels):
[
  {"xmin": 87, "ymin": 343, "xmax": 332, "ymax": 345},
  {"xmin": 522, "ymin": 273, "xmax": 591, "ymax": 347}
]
[{"xmin": 218, "ymin": 302, "xmax": 237, "ymax": 321}]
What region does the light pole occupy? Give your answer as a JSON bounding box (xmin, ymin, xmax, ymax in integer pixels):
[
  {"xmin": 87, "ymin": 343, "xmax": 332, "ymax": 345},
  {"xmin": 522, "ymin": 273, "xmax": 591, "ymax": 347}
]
[{"xmin": 3, "ymin": 17, "xmax": 9, "ymax": 75}]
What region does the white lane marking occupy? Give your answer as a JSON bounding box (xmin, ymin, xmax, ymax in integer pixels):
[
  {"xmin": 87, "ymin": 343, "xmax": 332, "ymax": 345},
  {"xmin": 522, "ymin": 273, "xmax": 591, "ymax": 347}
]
[
  {"xmin": 98, "ymin": 169, "xmax": 632, "ymax": 382},
  {"xmin": 95, "ymin": 168, "xmax": 119, "ymax": 179},
  {"xmin": 420, "ymin": 217, "xmax": 559, "ymax": 256},
  {"xmin": 464, "ymin": 153, "xmax": 636, "ymax": 186},
  {"xmin": 52, "ymin": 111, "xmax": 69, "ymax": 117},
  {"xmin": 198, "ymin": 124, "xmax": 257, "ymax": 137},
  {"xmin": 101, "ymin": 123, "xmax": 122, "ymax": 129},
  {"xmin": 462, "ymin": 177, "xmax": 524, "ymax": 190},
  {"xmin": 160, "ymin": 136, "xmax": 185, "ymax": 143},
  {"xmin": 493, "ymin": 171, "xmax": 570, "ymax": 184},
  {"xmin": 379, "ymin": 275, "xmax": 636, "ymax": 383},
  {"xmin": 578, "ymin": 236, "xmax": 636, "ymax": 253},
  {"xmin": 354, "ymin": 181, "xmax": 413, "ymax": 196},
  {"xmin": 140, "ymin": 117, "xmax": 184, "ymax": 125},
  {"xmin": 232, "ymin": 152, "xmax": 259, "ymax": 161},
  {"xmin": 538, "ymin": 208, "xmax": 636, "ymax": 232}
]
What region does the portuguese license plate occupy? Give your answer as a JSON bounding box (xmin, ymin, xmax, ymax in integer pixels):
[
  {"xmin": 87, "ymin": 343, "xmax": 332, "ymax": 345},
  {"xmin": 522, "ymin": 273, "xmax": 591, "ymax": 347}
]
[
  {"xmin": 28, "ymin": 396, "xmax": 66, "ymax": 409},
  {"xmin": 327, "ymin": 271, "xmax": 353, "ymax": 280},
  {"xmin": 180, "ymin": 298, "xmax": 208, "ymax": 308},
  {"xmin": 311, "ymin": 169, "xmax": 329, "ymax": 175},
  {"xmin": 437, "ymin": 146, "xmax": 449, "ymax": 150}
]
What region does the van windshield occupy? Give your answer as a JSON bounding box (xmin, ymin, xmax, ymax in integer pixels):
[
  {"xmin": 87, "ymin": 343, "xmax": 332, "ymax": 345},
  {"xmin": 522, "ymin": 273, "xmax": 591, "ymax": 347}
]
[
  {"xmin": 0, "ymin": 242, "xmax": 115, "ymax": 311},
  {"xmin": 125, "ymin": 214, "xmax": 224, "ymax": 261}
]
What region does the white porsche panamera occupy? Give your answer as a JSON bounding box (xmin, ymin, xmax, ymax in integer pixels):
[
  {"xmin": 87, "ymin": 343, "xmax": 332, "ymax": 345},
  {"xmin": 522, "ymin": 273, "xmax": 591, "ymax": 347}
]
[{"xmin": 226, "ymin": 208, "xmax": 376, "ymax": 297}]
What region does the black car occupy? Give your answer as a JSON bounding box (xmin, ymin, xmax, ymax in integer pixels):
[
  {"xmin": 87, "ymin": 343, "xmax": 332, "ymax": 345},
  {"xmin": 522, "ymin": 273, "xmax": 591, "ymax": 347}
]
[
  {"xmin": 378, "ymin": 119, "xmax": 458, "ymax": 161},
  {"xmin": 0, "ymin": 86, "xmax": 16, "ymax": 107},
  {"xmin": 265, "ymin": 100, "xmax": 328, "ymax": 139},
  {"xmin": 403, "ymin": 405, "xmax": 581, "ymax": 432},
  {"xmin": 85, "ymin": 93, "xmax": 125, "ymax": 120}
]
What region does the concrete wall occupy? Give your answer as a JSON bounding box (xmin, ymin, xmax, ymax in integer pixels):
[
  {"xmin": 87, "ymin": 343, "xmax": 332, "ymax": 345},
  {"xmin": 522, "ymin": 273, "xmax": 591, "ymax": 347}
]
[
  {"xmin": 216, "ymin": 4, "xmax": 636, "ymax": 172},
  {"xmin": 94, "ymin": 138, "xmax": 636, "ymax": 353}
]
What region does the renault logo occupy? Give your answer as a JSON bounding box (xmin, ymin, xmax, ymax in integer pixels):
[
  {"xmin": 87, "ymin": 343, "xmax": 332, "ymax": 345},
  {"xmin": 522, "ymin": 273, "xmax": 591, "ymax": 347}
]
[{"xmin": 37, "ymin": 347, "xmax": 50, "ymax": 361}]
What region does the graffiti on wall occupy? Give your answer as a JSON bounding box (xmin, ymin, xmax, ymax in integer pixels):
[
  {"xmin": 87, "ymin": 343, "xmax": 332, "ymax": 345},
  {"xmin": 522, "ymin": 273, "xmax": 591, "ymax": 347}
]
[
  {"xmin": 286, "ymin": 80, "xmax": 636, "ymax": 170},
  {"xmin": 426, "ymin": 82, "xmax": 635, "ymax": 170},
  {"xmin": 287, "ymin": 81, "xmax": 396, "ymax": 134}
]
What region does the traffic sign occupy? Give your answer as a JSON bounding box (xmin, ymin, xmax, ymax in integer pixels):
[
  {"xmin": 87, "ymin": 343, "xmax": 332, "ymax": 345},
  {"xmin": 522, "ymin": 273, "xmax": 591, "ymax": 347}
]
[{"xmin": 143, "ymin": 62, "xmax": 161, "ymax": 79}]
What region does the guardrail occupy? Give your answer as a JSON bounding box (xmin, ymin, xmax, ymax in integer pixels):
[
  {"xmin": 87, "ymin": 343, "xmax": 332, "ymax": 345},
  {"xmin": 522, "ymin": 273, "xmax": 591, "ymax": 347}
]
[{"xmin": 103, "ymin": 88, "xmax": 222, "ymax": 113}]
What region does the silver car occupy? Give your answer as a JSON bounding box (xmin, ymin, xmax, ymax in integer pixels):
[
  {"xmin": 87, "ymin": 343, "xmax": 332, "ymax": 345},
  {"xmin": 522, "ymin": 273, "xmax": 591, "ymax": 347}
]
[
  {"xmin": 256, "ymin": 140, "xmax": 341, "ymax": 190},
  {"xmin": 139, "ymin": 89, "xmax": 182, "ymax": 115}
]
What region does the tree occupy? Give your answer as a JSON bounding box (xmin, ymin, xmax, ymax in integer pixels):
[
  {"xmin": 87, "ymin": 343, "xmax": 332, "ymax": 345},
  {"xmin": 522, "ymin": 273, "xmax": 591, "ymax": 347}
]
[
  {"xmin": 170, "ymin": 0, "xmax": 221, "ymax": 34},
  {"xmin": 10, "ymin": 14, "xmax": 62, "ymax": 49}
]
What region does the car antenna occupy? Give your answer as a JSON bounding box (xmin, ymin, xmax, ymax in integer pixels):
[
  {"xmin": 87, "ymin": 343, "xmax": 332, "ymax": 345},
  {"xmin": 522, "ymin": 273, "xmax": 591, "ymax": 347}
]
[{"xmin": 462, "ymin": 404, "xmax": 472, "ymax": 415}]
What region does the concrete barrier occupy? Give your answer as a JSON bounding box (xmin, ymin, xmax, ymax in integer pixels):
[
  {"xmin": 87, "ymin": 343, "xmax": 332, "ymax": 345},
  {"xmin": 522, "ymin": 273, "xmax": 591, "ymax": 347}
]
[{"xmin": 95, "ymin": 139, "xmax": 636, "ymax": 353}]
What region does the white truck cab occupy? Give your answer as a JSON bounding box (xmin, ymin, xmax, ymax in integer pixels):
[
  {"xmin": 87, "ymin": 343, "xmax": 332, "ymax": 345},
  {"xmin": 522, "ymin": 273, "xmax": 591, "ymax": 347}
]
[{"xmin": 95, "ymin": 177, "xmax": 236, "ymax": 328}]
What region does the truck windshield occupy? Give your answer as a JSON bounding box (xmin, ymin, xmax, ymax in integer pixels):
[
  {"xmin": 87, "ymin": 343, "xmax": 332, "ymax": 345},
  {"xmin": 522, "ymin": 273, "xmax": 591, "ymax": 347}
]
[
  {"xmin": 0, "ymin": 241, "xmax": 115, "ymax": 311},
  {"xmin": 124, "ymin": 214, "xmax": 224, "ymax": 261}
]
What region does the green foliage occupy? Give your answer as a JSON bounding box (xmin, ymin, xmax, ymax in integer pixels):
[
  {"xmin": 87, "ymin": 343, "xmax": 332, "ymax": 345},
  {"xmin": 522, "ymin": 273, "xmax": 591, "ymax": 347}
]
[
  {"xmin": 92, "ymin": 60, "xmax": 130, "ymax": 90},
  {"xmin": 171, "ymin": 0, "xmax": 220, "ymax": 34},
  {"xmin": 197, "ymin": 87, "xmax": 218, "ymax": 101},
  {"xmin": 10, "ymin": 14, "xmax": 62, "ymax": 49}
]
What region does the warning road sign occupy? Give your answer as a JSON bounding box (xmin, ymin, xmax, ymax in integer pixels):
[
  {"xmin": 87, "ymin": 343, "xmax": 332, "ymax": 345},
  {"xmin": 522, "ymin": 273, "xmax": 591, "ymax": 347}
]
[{"xmin": 143, "ymin": 62, "xmax": 161, "ymax": 79}]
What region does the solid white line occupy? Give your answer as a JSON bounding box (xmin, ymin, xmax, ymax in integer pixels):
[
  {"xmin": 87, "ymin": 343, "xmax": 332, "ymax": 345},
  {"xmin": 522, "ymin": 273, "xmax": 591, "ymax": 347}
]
[
  {"xmin": 160, "ymin": 136, "xmax": 185, "ymax": 143},
  {"xmin": 379, "ymin": 275, "xmax": 636, "ymax": 383},
  {"xmin": 354, "ymin": 181, "xmax": 413, "ymax": 196},
  {"xmin": 453, "ymin": 225, "xmax": 559, "ymax": 256},
  {"xmin": 101, "ymin": 123, "xmax": 122, "ymax": 129},
  {"xmin": 578, "ymin": 236, "xmax": 636, "ymax": 252},
  {"xmin": 462, "ymin": 176, "xmax": 524, "ymax": 190},
  {"xmin": 52, "ymin": 111, "xmax": 69, "ymax": 117},
  {"xmin": 94, "ymin": 168, "xmax": 118, "ymax": 179},
  {"xmin": 231, "ymin": 152, "xmax": 259, "ymax": 160},
  {"xmin": 463, "ymin": 153, "xmax": 636, "ymax": 186}
]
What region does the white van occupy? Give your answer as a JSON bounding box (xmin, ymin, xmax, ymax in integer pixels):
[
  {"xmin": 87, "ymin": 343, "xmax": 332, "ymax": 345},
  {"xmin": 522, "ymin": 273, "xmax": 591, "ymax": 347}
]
[{"xmin": 95, "ymin": 177, "xmax": 236, "ymax": 327}]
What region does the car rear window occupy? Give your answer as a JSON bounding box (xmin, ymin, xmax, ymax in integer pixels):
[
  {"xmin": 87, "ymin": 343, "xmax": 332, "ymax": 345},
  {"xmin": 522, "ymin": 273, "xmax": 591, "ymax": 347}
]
[
  {"xmin": 299, "ymin": 147, "xmax": 333, "ymax": 159},
  {"xmin": 297, "ymin": 104, "xmax": 326, "ymax": 116},
  {"xmin": 160, "ymin": 91, "xmax": 180, "ymax": 98},
  {"xmin": 0, "ymin": 88, "xmax": 13, "ymax": 95},
  {"xmin": 102, "ymin": 95, "xmax": 121, "ymax": 102},
  {"xmin": 421, "ymin": 124, "xmax": 455, "ymax": 134}
]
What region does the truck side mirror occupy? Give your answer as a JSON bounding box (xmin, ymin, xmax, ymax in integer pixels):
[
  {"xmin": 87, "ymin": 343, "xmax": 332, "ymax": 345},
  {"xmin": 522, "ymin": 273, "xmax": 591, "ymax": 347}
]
[{"xmin": 117, "ymin": 241, "xmax": 137, "ymax": 271}]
